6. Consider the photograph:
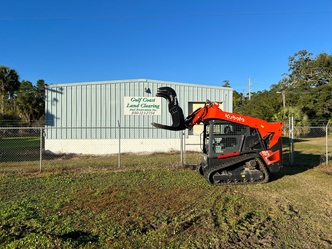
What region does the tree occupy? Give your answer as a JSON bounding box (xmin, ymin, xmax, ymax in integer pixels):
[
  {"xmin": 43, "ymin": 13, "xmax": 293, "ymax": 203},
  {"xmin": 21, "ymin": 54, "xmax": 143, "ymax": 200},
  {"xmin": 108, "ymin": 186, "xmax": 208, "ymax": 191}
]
[
  {"xmin": 231, "ymin": 51, "xmax": 332, "ymax": 124},
  {"xmin": 15, "ymin": 80, "xmax": 45, "ymax": 125},
  {"xmin": 284, "ymin": 50, "xmax": 332, "ymax": 122},
  {"xmin": 0, "ymin": 65, "xmax": 20, "ymax": 115},
  {"xmin": 15, "ymin": 80, "xmax": 35, "ymax": 124},
  {"xmin": 35, "ymin": 79, "xmax": 46, "ymax": 123},
  {"xmin": 273, "ymin": 105, "xmax": 310, "ymax": 136},
  {"xmin": 222, "ymin": 80, "xmax": 231, "ymax": 88},
  {"xmin": 236, "ymin": 90, "xmax": 280, "ymax": 121},
  {"xmin": 232, "ymin": 90, "xmax": 243, "ymax": 113}
]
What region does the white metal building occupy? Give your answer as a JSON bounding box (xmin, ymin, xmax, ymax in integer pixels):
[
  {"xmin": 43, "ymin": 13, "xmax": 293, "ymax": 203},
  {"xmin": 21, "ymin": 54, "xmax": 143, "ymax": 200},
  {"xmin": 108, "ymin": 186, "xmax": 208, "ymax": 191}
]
[{"xmin": 45, "ymin": 79, "xmax": 233, "ymax": 154}]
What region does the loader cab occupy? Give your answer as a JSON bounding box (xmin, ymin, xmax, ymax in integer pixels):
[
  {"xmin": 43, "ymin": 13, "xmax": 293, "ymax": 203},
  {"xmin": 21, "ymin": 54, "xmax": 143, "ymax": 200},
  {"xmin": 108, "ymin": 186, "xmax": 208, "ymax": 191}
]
[{"xmin": 201, "ymin": 120, "xmax": 265, "ymax": 158}]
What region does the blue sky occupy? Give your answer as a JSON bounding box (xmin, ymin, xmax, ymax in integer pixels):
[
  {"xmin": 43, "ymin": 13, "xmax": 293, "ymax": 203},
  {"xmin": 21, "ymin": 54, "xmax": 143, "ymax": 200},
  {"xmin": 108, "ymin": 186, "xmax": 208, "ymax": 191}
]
[{"xmin": 1, "ymin": 0, "xmax": 332, "ymax": 93}]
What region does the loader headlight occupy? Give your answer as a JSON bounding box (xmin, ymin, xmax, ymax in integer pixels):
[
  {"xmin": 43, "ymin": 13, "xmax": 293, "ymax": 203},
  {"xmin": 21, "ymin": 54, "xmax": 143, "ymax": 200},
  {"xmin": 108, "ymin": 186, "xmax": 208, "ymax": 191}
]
[
  {"xmin": 200, "ymin": 154, "xmax": 208, "ymax": 169},
  {"xmin": 201, "ymin": 155, "xmax": 207, "ymax": 165}
]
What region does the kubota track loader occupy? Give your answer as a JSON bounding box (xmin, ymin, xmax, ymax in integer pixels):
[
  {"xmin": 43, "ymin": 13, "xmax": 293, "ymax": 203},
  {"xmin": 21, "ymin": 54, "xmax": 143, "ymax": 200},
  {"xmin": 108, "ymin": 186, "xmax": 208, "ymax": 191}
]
[{"xmin": 152, "ymin": 87, "xmax": 283, "ymax": 185}]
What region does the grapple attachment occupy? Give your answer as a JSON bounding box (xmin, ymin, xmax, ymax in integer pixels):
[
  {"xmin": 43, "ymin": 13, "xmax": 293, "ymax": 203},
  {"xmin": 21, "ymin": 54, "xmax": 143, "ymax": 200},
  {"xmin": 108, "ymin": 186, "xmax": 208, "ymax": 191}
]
[{"xmin": 151, "ymin": 87, "xmax": 186, "ymax": 131}]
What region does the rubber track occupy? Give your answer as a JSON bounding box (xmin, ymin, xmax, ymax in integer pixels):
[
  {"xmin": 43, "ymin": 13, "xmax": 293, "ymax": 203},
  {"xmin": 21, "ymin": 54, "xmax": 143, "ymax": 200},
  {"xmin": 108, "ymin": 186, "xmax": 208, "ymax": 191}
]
[{"xmin": 203, "ymin": 153, "xmax": 269, "ymax": 186}]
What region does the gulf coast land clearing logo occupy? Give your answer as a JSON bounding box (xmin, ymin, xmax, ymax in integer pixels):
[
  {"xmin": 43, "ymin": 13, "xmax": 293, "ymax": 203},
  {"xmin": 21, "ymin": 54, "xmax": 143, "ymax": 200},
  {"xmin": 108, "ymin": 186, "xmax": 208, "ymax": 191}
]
[{"xmin": 124, "ymin": 97, "xmax": 161, "ymax": 115}]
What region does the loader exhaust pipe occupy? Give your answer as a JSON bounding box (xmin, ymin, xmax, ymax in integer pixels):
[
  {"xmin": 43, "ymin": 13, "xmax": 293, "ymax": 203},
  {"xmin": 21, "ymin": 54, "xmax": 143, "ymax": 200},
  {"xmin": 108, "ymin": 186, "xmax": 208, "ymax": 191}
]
[{"xmin": 151, "ymin": 87, "xmax": 187, "ymax": 131}]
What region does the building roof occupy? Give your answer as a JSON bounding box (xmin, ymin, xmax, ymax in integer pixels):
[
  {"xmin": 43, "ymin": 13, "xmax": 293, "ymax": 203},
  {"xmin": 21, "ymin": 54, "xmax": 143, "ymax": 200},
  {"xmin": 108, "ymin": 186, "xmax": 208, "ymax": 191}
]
[{"xmin": 46, "ymin": 78, "xmax": 233, "ymax": 91}]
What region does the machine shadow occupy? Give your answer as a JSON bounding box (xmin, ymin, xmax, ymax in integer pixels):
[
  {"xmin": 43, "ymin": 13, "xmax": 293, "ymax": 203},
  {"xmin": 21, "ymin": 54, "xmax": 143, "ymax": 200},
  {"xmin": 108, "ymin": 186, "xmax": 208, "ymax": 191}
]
[{"xmin": 269, "ymin": 150, "xmax": 323, "ymax": 182}]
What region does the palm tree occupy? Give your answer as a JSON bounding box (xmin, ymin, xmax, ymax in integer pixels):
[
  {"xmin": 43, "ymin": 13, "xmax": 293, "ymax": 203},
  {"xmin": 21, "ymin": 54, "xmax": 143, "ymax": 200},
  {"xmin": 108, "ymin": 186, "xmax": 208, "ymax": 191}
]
[{"xmin": 0, "ymin": 66, "xmax": 20, "ymax": 115}]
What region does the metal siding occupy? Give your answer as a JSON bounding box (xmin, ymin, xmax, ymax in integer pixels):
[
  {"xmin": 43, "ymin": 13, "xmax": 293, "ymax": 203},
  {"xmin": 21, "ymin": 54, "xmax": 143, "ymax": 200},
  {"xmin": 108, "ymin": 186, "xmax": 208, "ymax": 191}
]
[
  {"xmin": 45, "ymin": 88, "xmax": 53, "ymax": 139},
  {"xmin": 60, "ymin": 87, "xmax": 66, "ymax": 139},
  {"xmin": 85, "ymin": 85, "xmax": 90, "ymax": 138},
  {"xmin": 45, "ymin": 79, "xmax": 233, "ymax": 140},
  {"xmin": 96, "ymin": 84, "xmax": 102, "ymax": 138},
  {"xmin": 82, "ymin": 85, "xmax": 87, "ymax": 139},
  {"xmin": 68, "ymin": 86, "xmax": 73, "ymax": 139},
  {"xmin": 110, "ymin": 83, "xmax": 116, "ymax": 137},
  {"xmin": 76, "ymin": 85, "xmax": 82, "ymax": 139}
]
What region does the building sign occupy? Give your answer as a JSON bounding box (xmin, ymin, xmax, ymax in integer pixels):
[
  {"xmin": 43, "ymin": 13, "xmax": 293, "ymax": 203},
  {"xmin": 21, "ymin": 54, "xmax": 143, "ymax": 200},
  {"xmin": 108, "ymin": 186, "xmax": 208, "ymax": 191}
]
[{"xmin": 124, "ymin": 97, "xmax": 161, "ymax": 115}]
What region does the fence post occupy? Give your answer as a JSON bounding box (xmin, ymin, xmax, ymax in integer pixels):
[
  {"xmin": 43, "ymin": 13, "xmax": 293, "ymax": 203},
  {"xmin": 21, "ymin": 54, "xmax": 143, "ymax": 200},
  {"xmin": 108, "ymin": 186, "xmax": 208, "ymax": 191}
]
[
  {"xmin": 326, "ymin": 120, "xmax": 330, "ymax": 165},
  {"xmin": 40, "ymin": 127, "xmax": 43, "ymax": 172},
  {"xmin": 180, "ymin": 131, "xmax": 185, "ymax": 166},
  {"xmin": 288, "ymin": 116, "xmax": 291, "ymax": 165},
  {"xmin": 289, "ymin": 115, "xmax": 294, "ymax": 166},
  {"xmin": 118, "ymin": 120, "xmax": 121, "ymax": 168},
  {"xmin": 183, "ymin": 131, "xmax": 186, "ymax": 166}
]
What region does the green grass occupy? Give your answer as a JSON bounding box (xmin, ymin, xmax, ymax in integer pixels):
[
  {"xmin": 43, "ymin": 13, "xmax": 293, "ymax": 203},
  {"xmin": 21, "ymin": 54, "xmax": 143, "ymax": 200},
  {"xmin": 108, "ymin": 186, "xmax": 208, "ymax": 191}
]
[
  {"xmin": 291, "ymin": 137, "xmax": 332, "ymax": 166},
  {"xmin": 1, "ymin": 165, "xmax": 332, "ymax": 248},
  {"xmin": 0, "ymin": 136, "xmax": 39, "ymax": 152},
  {"xmin": 1, "ymin": 135, "xmax": 332, "ymax": 247},
  {"xmin": 0, "ymin": 136, "xmax": 40, "ymax": 162},
  {"xmin": 0, "ymin": 151, "xmax": 196, "ymax": 173}
]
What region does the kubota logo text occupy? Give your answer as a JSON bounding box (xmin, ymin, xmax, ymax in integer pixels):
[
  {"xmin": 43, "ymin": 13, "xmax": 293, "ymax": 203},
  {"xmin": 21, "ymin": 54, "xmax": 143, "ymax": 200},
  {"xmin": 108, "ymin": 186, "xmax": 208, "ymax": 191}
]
[{"xmin": 225, "ymin": 113, "xmax": 245, "ymax": 122}]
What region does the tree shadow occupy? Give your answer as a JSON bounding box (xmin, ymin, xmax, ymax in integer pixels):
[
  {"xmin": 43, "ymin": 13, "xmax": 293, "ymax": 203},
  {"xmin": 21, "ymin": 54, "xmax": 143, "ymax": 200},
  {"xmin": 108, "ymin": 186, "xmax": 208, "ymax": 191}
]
[
  {"xmin": 0, "ymin": 149, "xmax": 79, "ymax": 163},
  {"xmin": 45, "ymin": 86, "xmax": 63, "ymax": 126}
]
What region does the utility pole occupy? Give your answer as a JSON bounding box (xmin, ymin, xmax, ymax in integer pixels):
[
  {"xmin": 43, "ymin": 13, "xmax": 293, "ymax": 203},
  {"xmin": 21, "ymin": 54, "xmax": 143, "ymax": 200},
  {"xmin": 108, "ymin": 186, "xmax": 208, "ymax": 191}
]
[
  {"xmin": 281, "ymin": 90, "xmax": 286, "ymax": 108},
  {"xmin": 248, "ymin": 78, "xmax": 252, "ymax": 100},
  {"xmin": 276, "ymin": 90, "xmax": 286, "ymax": 108}
]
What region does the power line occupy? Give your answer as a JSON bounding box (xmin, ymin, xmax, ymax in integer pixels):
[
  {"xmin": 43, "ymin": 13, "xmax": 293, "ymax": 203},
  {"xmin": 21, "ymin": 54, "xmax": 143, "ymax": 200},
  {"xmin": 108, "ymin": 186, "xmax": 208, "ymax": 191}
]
[{"xmin": 0, "ymin": 11, "xmax": 331, "ymax": 21}]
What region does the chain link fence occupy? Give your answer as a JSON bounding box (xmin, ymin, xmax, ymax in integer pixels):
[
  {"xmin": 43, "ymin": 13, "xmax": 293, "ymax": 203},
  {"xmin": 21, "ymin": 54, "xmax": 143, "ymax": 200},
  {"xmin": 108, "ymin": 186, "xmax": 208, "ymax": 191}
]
[
  {"xmin": 0, "ymin": 127, "xmax": 201, "ymax": 173},
  {"xmin": 298, "ymin": 125, "xmax": 332, "ymax": 165},
  {"xmin": 283, "ymin": 121, "xmax": 332, "ymax": 166},
  {"xmin": 0, "ymin": 124, "xmax": 331, "ymax": 173},
  {"xmin": 0, "ymin": 127, "xmax": 44, "ymax": 172}
]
